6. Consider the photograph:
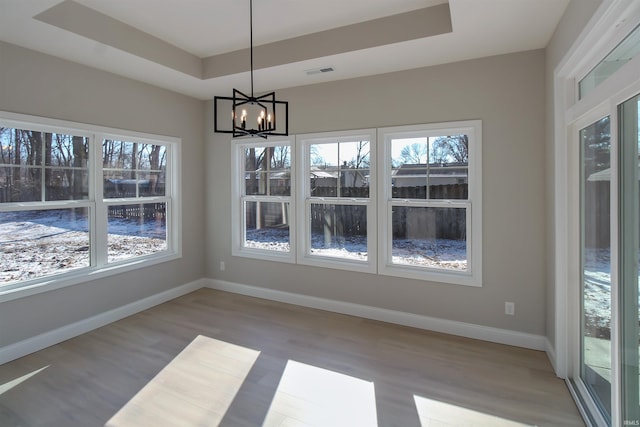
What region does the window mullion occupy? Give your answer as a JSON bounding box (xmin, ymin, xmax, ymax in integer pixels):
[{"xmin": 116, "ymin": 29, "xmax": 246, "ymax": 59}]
[
  {"xmin": 40, "ymin": 131, "xmax": 46, "ymax": 202},
  {"xmin": 93, "ymin": 133, "xmax": 106, "ymax": 266}
]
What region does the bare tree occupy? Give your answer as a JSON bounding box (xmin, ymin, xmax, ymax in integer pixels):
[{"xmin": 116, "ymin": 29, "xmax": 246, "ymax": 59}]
[
  {"xmin": 271, "ymin": 145, "xmax": 290, "ymax": 169},
  {"xmin": 431, "ymin": 135, "xmax": 468, "ymax": 164},
  {"xmin": 399, "ymin": 142, "xmax": 428, "ymax": 165},
  {"xmin": 346, "ymin": 141, "xmax": 370, "ymax": 169}
]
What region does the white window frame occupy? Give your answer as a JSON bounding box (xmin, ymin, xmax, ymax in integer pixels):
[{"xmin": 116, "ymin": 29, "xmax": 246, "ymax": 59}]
[
  {"xmin": 231, "ymin": 137, "xmax": 295, "ymax": 263},
  {"xmin": 377, "ymin": 121, "xmax": 482, "ymax": 287},
  {"xmin": 0, "ymin": 112, "xmax": 182, "ymax": 303},
  {"xmin": 552, "ymin": 1, "xmax": 640, "ymax": 425},
  {"xmin": 296, "ymin": 129, "xmax": 377, "ymax": 274}
]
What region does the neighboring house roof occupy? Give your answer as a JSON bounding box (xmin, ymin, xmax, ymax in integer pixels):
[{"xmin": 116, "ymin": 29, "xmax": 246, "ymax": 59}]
[{"xmin": 588, "ymin": 164, "xmax": 640, "ymax": 182}]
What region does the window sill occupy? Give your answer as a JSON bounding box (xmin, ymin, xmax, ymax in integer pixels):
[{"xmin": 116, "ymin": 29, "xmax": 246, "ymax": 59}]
[
  {"xmin": 0, "ymin": 252, "xmax": 181, "ymax": 303},
  {"xmin": 379, "ymin": 263, "xmax": 482, "ymax": 287}
]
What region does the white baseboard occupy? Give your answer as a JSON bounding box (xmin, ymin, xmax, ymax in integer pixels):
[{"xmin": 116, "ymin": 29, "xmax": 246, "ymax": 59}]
[
  {"xmin": 0, "ymin": 278, "xmax": 205, "ymax": 365},
  {"xmin": 545, "ymin": 337, "xmax": 560, "ymax": 376},
  {"xmin": 206, "ymin": 279, "xmax": 546, "ymax": 351},
  {"xmin": 1, "ymin": 277, "xmax": 548, "ymax": 365}
]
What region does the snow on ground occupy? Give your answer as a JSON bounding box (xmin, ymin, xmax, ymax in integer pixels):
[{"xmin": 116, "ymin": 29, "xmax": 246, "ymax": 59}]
[
  {"xmin": 1, "ymin": 210, "xmax": 166, "ymax": 284},
  {"xmin": 246, "ymin": 227, "xmax": 467, "ymax": 268},
  {"xmin": 0, "ymin": 211, "xmax": 624, "ymax": 337},
  {"xmin": 245, "ymin": 228, "xmax": 619, "ymax": 335}
]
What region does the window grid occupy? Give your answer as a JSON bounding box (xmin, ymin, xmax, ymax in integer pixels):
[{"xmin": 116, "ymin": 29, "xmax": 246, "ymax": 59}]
[
  {"xmin": 232, "ymin": 140, "xmax": 295, "ymax": 262},
  {"xmin": 231, "ymin": 122, "xmax": 480, "ymax": 286},
  {"xmin": 0, "ymin": 113, "xmax": 180, "ymax": 296},
  {"xmin": 297, "ymin": 131, "xmax": 376, "ymax": 273}
]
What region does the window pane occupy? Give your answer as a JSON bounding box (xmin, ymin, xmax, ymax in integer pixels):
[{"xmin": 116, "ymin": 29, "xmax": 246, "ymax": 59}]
[
  {"xmin": 310, "ymin": 203, "xmax": 367, "ymax": 261},
  {"xmin": 391, "ymin": 206, "xmax": 467, "ymax": 271},
  {"xmin": 310, "ymin": 141, "xmax": 371, "ymax": 198},
  {"xmin": 340, "ymin": 170, "xmax": 369, "ymax": 197},
  {"xmin": 428, "ymin": 165, "xmax": 468, "ymax": 199},
  {"xmin": 0, "ymin": 208, "xmax": 90, "ymax": 284},
  {"xmin": 310, "ymin": 169, "xmax": 338, "ymax": 197},
  {"xmin": 47, "ymin": 134, "xmax": 89, "ymax": 167},
  {"xmin": 244, "ymin": 147, "xmax": 264, "ymax": 172},
  {"xmin": 244, "ymin": 200, "xmax": 290, "ymax": 252},
  {"xmin": 580, "ymin": 116, "xmax": 612, "ymax": 417},
  {"xmin": 0, "ymin": 130, "xmax": 90, "ymax": 202},
  {"xmin": 391, "ymin": 135, "xmax": 469, "ymax": 200},
  {"xmin": 0, "ymin": 166, "xmax": 41, "ymax": 202},
  {"xmin": 103, "ymin": 140, "xmax": 166, "ymax": 198},
  {"xmin": 428, "ymin": 135, "xmax": 468, "ymax": 200},
  {"xmin": 45, "ymin": 168, "xmax": 89, "ymax": 201},
  {"xmin": 311, "ymin": 143, "xmax": 338, "ymax": 167},
  {"xmin": 104, "ymin": 174, "xmax": 140, "ymax": 198},
  {"xmin": 107, "ymin": 203, "xmax": 167, "ymax": 263},
  {"xmin": 391, "ymin": 138, "xmax": 428, "ymax": 199},
  {"xmin": 269, "ymin": 172, "xmax": 291, "ymax": 196},
  {"xmin": 244, "ymin": 146, "xmax": 290, "ymax": 196},
  {"xmin": 0, "ymin": 129, "xmax": 44, "ymax": 166},
  {"xmin": 339, "ymin": 141, "xmax": 370, "ymax": 170},
  {"xmin": 245, "ymin": 171, "xmax": 267, "ymax": 196},
  {"xmin": 620, "ymin": 95, "xmax": 640, "ymax": 424},
  {"xmin": 579, "ymin": 23, "xmax": 640, "ymax": 99}
]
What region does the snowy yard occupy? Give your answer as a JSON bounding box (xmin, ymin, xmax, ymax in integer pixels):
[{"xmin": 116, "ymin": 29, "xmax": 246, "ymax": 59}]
[
  {"xmin": 0, "ymin": 211, "xmax": 621, "ymax": 337},
  {"xmin": 246, "ymin": 227, "xmax": 467, "ymax": 269},
  {"xmin": 1, "ymin": 210, "xmax": 166, "ymax": 284}
]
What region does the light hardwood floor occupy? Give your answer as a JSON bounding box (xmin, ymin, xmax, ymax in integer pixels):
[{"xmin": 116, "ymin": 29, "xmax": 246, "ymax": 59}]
[{"xmin": 0, "ymin": 288, "xmax": 584, "ymax": 427}]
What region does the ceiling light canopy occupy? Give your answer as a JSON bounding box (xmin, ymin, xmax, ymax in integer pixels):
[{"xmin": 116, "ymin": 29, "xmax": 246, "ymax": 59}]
[{"xmin": 214, "ymin": 0, "xmax": 289, "ymax": 139}]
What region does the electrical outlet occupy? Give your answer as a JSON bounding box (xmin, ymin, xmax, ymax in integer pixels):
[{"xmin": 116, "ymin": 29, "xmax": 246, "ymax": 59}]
[
  {"xmin": 505, "ymin": 302, "xmax": 515, "ymax": 315},
  {"xmin": 220, "ymin": 261, "xmax": 225, "ymax": 271}
]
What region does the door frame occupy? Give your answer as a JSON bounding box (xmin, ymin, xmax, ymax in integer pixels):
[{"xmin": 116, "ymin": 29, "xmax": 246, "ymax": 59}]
[{"xmin": 553, "ymin": 0, "xmax": 640, "ymax": 425}]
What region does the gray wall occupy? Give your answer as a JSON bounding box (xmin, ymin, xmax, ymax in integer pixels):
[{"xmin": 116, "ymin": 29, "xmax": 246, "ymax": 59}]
[
  {"xmin": 0, "ymin": 42, "xmax": 206, "ymax": 347},
  {"xmin": 206, "ymin": 50, "xmax": 548, "ymax": 335},
  {"xmin": 544, "ymin": 0, "xmax": 602, "ymax": 355}
]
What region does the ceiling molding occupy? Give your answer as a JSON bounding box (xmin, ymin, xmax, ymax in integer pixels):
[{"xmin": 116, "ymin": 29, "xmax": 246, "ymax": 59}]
[
  {"xmin": 35, "ymin": 0, "xmax": 202, "ymax": 78},
  {"xmin": 35, "ymin": 0, "xmax": 451, "ymax": 82},
  {"xmin": 203, "ymin": 3, "xmax": 452, "ymax": 79}
]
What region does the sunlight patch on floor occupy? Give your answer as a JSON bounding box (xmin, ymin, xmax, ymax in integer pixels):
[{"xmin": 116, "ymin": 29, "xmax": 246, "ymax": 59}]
[
  {"xmin": 263, "ymin": 360, "xmax": 378, "ymax": 427},
  {"xmin": 105, "ymin": 335, "xmax": 259, "ymax": 427},
  {"xmin": 0, "ymin": 365, "xmax": 48, "ymax": 396},
  {"xmin": 414, "ymin": 394, "xmax": 535, "ymax": 427}
]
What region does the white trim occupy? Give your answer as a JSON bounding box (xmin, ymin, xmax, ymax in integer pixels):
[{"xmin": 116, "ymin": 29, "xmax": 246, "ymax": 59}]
[
  {"xmin": 296, "ymin": 129, "xmax": 377, "ymax": 274},
  {"xmin": 230, "ymin": 137, "xmax": 296, "ymax": 264},
  {"xmin": 205, "ymin": 278, "xmax": 546, "ymax": 351},
  {"xmin": 377, "ymin": 120, "xmax": 482, "ymax": 287},
  {"xmin": 0, "ymin": 111, "xmax": 183, "ymax": 302},
  {"xmin": 1, "ymin": 277, "xmax": 548, "ymax": 366},
  {"xmin": 0, "ymin": 278, "xmax": 205, "ymax": 365},
  {"xmin": 552, "ymin": 0, "xmax": 640, "ymax": 423},
  {"xmin": 545, "ymin": 337, "xmax": 558, "ymax": 374}
]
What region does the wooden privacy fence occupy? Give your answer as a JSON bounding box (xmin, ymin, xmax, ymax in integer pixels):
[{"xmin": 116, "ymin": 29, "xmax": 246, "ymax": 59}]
[
  {"xmin": 246, "ymin": 184, "xmax": 468, "ymax": 240},
  {"xmin": 108, "ymin": 203, "xmax": 166, "ymax": 221},
  {"xmin": 584, "ymin": 180, "xmax": 610, "ymax": 249}
]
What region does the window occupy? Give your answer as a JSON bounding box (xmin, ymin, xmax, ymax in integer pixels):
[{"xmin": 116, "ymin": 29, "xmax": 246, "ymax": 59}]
[
  {"xmin": 101, "ymin": 137, "xmax": 171, "ymax": 263},
  {"xmin": 231, "ymin": 122, "xmax": 480, "ymax": 285},
  {"xmin": 378, "ymin": 121, "xmax": 482, "ymax": 286},
  {"xmin": 231, "ymin": 139, "xmax": 295, "ymax": 262},
  {"xmin": 297, "ymin": 130, "xmax": 376, "ymax": 273},
  {"xmin": 0, "ymin": 112, "xmax": 180, "ymax": 299},
  {"xmin": 579, "ymin": 23, "xmax": 640, "ymax": 100}
]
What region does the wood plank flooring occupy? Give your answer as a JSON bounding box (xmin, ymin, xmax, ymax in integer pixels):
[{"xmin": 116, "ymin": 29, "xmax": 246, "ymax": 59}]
[{"xmin": 0, "ymin": 288, "xmax": 584, "ymax": 426}]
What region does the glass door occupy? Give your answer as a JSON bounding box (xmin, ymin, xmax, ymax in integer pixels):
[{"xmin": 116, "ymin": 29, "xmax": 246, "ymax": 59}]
[
  {"xmin": 580, "ymin": 116, "xmax": 612, "ymax": 422},
  {"xmin": 621, "ymin": 93, "xmax": 640, "ymax": 425}
]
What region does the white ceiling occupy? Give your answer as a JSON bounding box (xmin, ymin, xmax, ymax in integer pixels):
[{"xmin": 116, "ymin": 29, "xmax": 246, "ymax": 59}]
[{"xmin": 0, "ymin": 0, "xmax": 570, "ymax": 100}]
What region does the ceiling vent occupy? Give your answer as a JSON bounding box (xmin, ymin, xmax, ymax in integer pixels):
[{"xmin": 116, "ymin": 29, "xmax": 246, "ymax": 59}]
[{"xmin": 305, "ymin": 67, "xmax": 335, "ymax": 76}]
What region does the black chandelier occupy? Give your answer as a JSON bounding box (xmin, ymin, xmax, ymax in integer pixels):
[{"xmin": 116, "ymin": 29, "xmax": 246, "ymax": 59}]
[{"xmin": 213, "ymin": 0, "xmax": 288, "ymax": 139}]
